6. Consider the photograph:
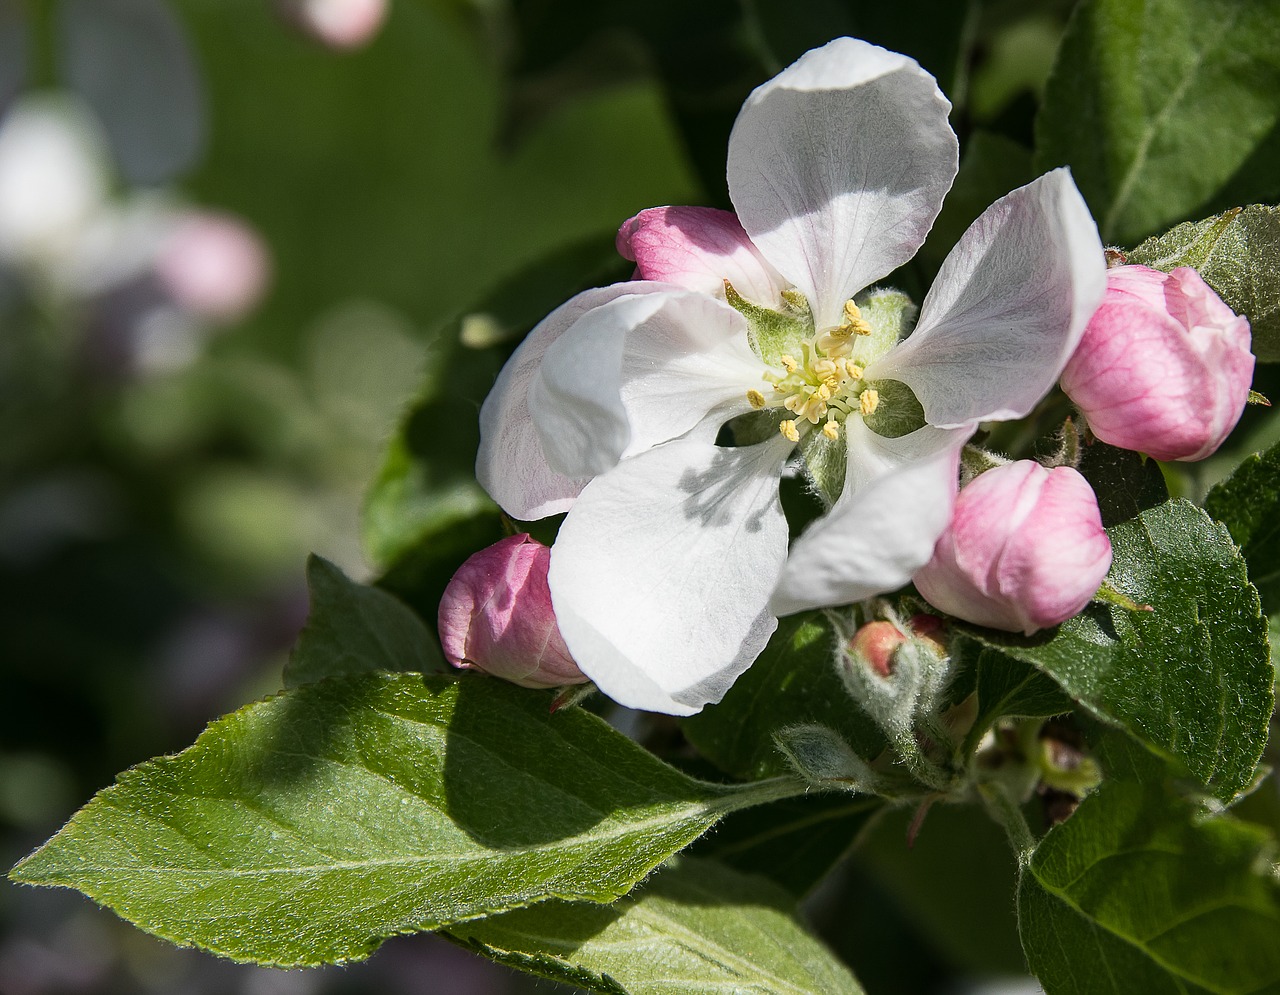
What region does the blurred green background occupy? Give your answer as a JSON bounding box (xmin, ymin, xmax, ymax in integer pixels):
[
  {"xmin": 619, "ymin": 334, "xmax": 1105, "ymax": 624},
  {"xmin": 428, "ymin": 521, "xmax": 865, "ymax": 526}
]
[{"xmin": 7, "ymin": 0, "xmax": 1272, "ymax": 992}]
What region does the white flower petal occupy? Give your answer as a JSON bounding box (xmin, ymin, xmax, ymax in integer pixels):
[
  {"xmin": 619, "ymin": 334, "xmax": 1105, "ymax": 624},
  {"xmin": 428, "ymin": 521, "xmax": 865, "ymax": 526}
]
[
  {"xmin": 533, "ymin": 290, "xmax": 764, "ymax": 474},
  {"xmin": 771, "ymin": 420, "xmax": 965, "ymax": 615},
  {"xmin": 477, "ymin": 282, "xmax": 660, "ymax": 520},
  {"xmin": 549, "ymin": 436, "xmax": 792, "ymax": 715},
  {"xmin": 726, "ymin": 37, "xmax": 958, "ymax": 331},
  {"xmin": 617, "ymin": 292, "xmax": 765, "ymax": 457},
  {"xmin": 871, "ymin": 169, "xmax": 1106, "ymax": 427}
]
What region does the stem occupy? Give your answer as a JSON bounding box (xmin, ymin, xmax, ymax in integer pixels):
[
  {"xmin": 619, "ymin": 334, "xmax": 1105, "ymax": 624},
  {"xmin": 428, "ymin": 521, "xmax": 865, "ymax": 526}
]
[{"xmin": 979, "ymin": 782, "xmax": 1037, "ymax": 867}]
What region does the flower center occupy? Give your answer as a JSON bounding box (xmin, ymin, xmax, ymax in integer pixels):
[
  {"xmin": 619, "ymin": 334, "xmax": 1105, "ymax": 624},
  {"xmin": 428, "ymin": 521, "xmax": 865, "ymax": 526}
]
[{"xmin": 743, "ymin": 298, "xmax": 887, "ymax": 443}]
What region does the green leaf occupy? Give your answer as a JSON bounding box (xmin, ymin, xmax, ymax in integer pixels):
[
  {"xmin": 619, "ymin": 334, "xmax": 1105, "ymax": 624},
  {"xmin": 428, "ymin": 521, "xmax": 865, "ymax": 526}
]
[
  {"xmin": 965, "ymin": 500, "xmax": 1273, "ymax": 802},
  {"xmin": 10, "ymin": 675, "xmax": 802, "ymax": 966},
  {"xmin": 1205, "ymin": 442, "xmax": 1280, "ymax": 613},
  {"xmin": 682, "ymin": 614, "xmax": 885, "ymax": 781},
  {"xmin": 1019, "ymin": 775, "xmax": 1280, "ymax": 994},
  {"xmin": 960, "ymin": 645, "xmax": 1074, "ymax": 756},
  {"xmin": 1035, "ymin": 0, "xmax": 1280, "ymax": 244},
  {"xmin": 1076, "ymin": 440, "xmax": 1170, "ymax": 529},
  {"xmin": 692, "ymin": 794, "xmax": 882, "ymax": 897},
  {"xmin": 284, "ymin": 555, "xmax": 443, "ymax": 688},
  {"xmin": 1128, "ymin": 205, "xmax": 1280, "ymax": 362},
  {"xmin": 449, "ymin": 856, "xmax": 866, "ymax": 995}
]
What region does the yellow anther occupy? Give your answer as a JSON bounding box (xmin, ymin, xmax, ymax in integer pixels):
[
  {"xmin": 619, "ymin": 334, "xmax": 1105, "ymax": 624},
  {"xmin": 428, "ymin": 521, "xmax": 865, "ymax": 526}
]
[
  {"xmin": 859, "ymin": 388, "xmax": 880, "ymax": 416},
  {"xmin": 841, "ymin": 299, "xmax": 872, "ymax": 335},
  {"xmin": 814, "ymin": 383, "xmax": 832, "ymax": 402},
  {"xmin": 780, "ymin": 420, "xmax": 800, "ymax": 443},
  {"xmin": 746, "ymin": 389, "xmax": 766, "ymax": 409},
  {"xmin": 812, "ymin": 358, "xmax": 837, "ymax": 379},
  {"xmin": 845, "ymin": 363, "xmax": 864, "ymax": 380},
  {"xmin": 843, "ymin": 300, "xmax": 861, "ymax": 322},
  {"xmin": 780, "ymin": 354, "xmax": 798, "ymax": 372},
  {"xmin": 822, "ymin": 420, "xmax": 840, "ymax": 441}
]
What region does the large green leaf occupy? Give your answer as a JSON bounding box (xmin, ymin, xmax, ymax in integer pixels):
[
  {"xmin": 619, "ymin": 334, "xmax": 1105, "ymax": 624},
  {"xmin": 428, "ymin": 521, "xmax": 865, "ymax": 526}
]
[
  {"xmin": 966, "ymin": 500, "xmax": 1272, "ymax": 802},
  {"xmin": 283, "ymin": 555, "xmax": 443, "ymax": 688},
  {"xmin": 450, "ymin": 856, "xmax": 866, "ymax": 995},
  {"xmin": 1036, "ymin": 0, "xmax": 1280, "ymax": 244},
  {"xmin": 1205, "ymin": 441, "xmax": 1280, "ymax": 613},
  {"xmin": 681, "ymin": 614, "xmax": 885, "ymax": 781},
  {"xmin": 1128, "ymin": 205, "xmax": 1280, "ymax": 362},
  {"xmin": 10, "ymin": 675, "xmax": 802, "ymax": 966},
  {"xmin": 1019, "ymin": 775, "xmax": 1280, "ymax": 994}
]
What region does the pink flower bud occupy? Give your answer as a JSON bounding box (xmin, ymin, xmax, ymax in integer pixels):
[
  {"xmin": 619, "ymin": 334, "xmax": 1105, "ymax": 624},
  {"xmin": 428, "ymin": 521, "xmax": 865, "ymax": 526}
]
[
  {"xmin": 914, "ymin": 462, "xmax": 1112, "ymax": 635},
  {"xmin": 1060, "ymin": 265, "xmax": 1254, "ymax": 462},
  {"xmin": 438, "ymin": 534, "xmax": 586, "ymax": 689},
  {"xmin": 276, "ymin": 0, "xmax": 388, "ymax": 50},
  {"xmin": 153, "ymin": 212, "xmax": 270, "ymax": 323},
  {"xmin": 846, "ymin": 615, "xmax": 946, "ymax": 679}
]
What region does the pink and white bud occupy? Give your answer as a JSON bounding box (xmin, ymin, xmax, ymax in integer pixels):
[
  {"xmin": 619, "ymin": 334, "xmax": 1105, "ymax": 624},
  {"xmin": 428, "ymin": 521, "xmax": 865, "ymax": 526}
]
[
  {"xmin": 153, "ymin": 211, "xmax": 270, "ymax": 323},
  {"xmin": 616, "ymin": 206, "xmax": 785, "ymax": 305},
  {"xmin": 438, "ymin": 534, "xmax": 586, "ymax": 689},
  {"xmin": 276, "ymin": 0, "xmax": 388, "ymax": 50},
  {"xmin": 1060, "ymin": 264, "xmax": 1253, "ymax": 462},
  {"xmin": 914, "ymin": 461, "xmax": 1112, "ymax": 635},
  {"xmin": 846, "ymin": 615, "xmax": 946, "ymax": 679}
]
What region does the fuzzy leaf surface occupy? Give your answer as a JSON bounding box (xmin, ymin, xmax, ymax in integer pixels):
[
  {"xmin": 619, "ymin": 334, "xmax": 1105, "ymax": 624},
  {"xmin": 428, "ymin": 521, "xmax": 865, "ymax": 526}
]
[
  {"xmin": 965, "ymin": 500, "xmax": 1272, "ymax": 802},
  {"xmin": 1205, "ymin": 441, "xmax": 1280, "ymax": 613},
  {"xmin": 1020, "ymin": 776, "xmax": 1280, "ymax": 994},
  {"xmin": 450, "ymin": 857, "xmax": 866, "ymax": 994},
  {"xmin": 284, "ymin": 555, "xmax": 443, "ymax": 688},
  {"xmin": 1036, "ymin": 0, "xmax": 1280, "ymax": 244},
  {"xmin": 10, "ymin": 675, "xmax": 794, "ymax": 966}
]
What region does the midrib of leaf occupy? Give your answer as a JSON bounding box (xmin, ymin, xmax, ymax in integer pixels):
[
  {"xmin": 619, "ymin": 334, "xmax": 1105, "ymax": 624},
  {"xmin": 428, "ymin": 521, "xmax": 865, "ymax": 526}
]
[
  {"xmin": 1101, "ymin": 9, "xmax": 1238, "ymax": 240},
  {"xmin": 1030, "ymin": 863, "xmax": 1278, "ymax": 995}
]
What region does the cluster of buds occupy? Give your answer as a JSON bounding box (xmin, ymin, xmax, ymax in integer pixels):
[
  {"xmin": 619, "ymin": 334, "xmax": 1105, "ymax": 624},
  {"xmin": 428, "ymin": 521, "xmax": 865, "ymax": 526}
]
[{"xmin": 913, "ymin": 262, "xmax": 1253, "ymax": 636}]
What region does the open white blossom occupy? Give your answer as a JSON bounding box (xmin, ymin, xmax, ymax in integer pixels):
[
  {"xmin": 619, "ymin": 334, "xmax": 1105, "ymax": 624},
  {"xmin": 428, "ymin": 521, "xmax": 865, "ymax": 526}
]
[{"xmin": 477, "ymin": 38, "xmax": 1105, "ymax": 715}]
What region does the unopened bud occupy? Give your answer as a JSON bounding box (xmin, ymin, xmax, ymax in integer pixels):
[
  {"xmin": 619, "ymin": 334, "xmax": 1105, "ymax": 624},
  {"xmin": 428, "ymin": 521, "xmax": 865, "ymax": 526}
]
[
  {"xmin": 914, "ymin": 461, "xmax": 1112, "ymax": 635},
  {"xmin": 848, "ymin": 621, "xmax": 906, "ymax": 678},
  {"xmin": 438, "ymin": 534, "xmax": 587, "ymax": 689},
  {"xmin": 1060, "ymin": 264, "xmax": 1254, "ymax": 462},
  {"xmin": 275, "ymin": 0, "xmax": 389, "ymax": 50},
  {"xmin": 153, "ymin": 211, "xmax": 270, "ymax": 323}
]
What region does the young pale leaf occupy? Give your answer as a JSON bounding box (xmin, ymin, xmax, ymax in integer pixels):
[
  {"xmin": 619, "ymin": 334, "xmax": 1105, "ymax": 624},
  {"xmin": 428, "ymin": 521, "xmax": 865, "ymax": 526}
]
[
  {"xmin": 1128, "ymin": 204, "xmax": 1280, "ymax": 362},
  {"xmin": 1035, "ymin": 0, "xmax": 1280, "ymax": 245},
  {"xmin": 10, "ymin": 675, "xmax": 801, "ymax": 967},
  {"xmin": 965, "ymin": 500, "xmax": 1272, "ymax": 802},
  {"xmin": 284, "ymin": 555, "xmax": 443, "ymax": 687},
  {"xmin": 681, "ymin": 613, "xmax": 885, "ymax": 781},
  {"xmin": 691, "ymin": 795, "xmax": 882, "ymax": 897},
  {"xmin": 1019, "ymin": 777, "xmax": 1280, "ymax": 994},
  {"xmin": 449, "ymin": 857, "xmax": 866, "ymax": 995},
  {"xmin": 1205, "ymin": 441, "xmax": 1280, "ymax": 613}
]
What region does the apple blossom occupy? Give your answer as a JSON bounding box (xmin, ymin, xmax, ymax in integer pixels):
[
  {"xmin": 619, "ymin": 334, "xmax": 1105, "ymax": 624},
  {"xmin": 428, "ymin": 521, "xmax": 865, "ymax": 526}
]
[
  {"xmin": 153, "ymin": 211, "xmax": 271, "ymax": 323},
  {"xmin": 438, "ymin": 533, "xmax": 586, "ymax": 689},
  {"xmin": 477, "ymin": 38, "xmax": 1105, "ymax": 714},
  {"xmin": 1060, "ymin": 264, "xmax": 1254, "ymax": 461},
  {"xmin": 276, "ymin": 0, "xmax": 388, "ymax": 50},
  {"xmin": 913, "ymin": 461, "xmax": 1112, "ymax": 635}
]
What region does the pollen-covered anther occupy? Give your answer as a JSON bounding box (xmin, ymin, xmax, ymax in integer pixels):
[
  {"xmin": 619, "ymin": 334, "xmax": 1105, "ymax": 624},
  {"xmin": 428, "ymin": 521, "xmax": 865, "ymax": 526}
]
[
  {"xmin": 842, "ymin": 299, "xmax": 874, "ymax": 336},
  {"xmin": 780, "ymin": 354, "xmax": 799, "ymax": 373},
  {"xmin": 844, "ymin": 362, "xmax": 864, "ymax": 380},
  {"xmin": 822, "ymin": 420, "xmax": 840, "ymax": 441},
  {"xmin": 746, "ymin": 389, "xmax": 766, "ymax": 409},
  {"xmin": 779, "ymin": 420, "xmax": 800, "ymax": 443},
  {"xmin": 859, "ymin": 388, "xmax": 880, "ymax": 416}
]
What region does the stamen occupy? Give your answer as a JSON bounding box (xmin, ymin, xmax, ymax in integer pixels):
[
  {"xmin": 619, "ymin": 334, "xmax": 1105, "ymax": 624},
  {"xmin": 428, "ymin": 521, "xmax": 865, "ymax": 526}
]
[
  {"xmin": 746, "ymin": 389, "xmax": 766, "ymax": 409},
  {"xmin": 822, "ymin": 420, "xmax": 840, "ymax": 441},
  {"xmin": 859, "ymin": 388, "xmax": 880, "ymax": 416},
  {"xmin": 779, "ymin": 420, "xmax": 800, "ymax": 443},
  {"xmin": 780, "ymin": 354, "xmax": 798, "ymax": 373},
  {"xmin": 845, "ymin": 363, "xmax": 864, "ymax": 380},
  {"xmin": 842, "ymin": 299, "xmax": 873, "ymax": 336}
]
